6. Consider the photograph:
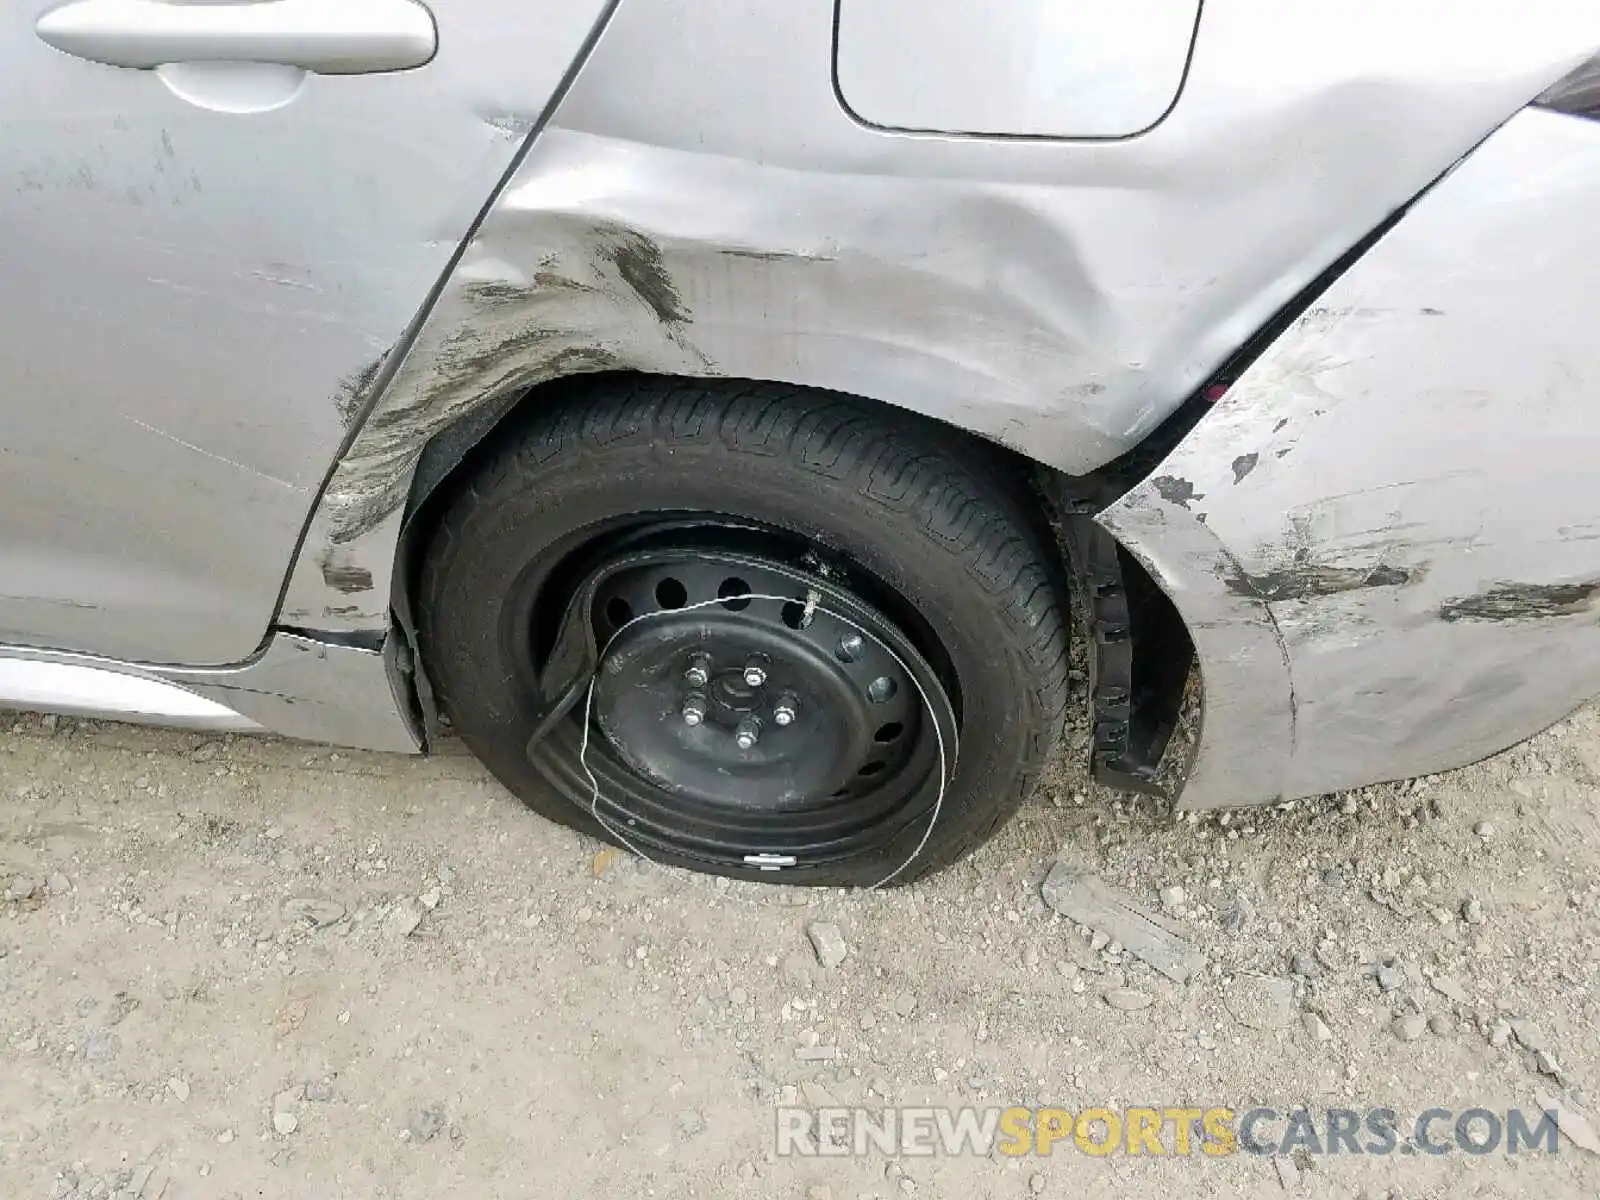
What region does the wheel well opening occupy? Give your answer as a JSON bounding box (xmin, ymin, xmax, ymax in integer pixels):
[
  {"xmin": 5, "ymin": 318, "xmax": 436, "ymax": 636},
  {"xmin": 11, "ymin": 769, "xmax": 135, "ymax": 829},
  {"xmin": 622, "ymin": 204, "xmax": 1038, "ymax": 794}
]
[
  {"xmin": 397, "ymin": 367, "xmax": 1071, "ymax": 611},
  {"xmin": 394, "ymin": 368, "xmax": 1197, "ymax": 793}
]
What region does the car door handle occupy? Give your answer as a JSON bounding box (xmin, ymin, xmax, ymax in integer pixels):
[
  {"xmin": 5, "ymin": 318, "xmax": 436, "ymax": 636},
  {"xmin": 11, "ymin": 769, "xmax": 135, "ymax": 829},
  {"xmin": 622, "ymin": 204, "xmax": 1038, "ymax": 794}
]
[{"xmin": 36, "ymin": 0, "xmax": 436, "ymax": 75}]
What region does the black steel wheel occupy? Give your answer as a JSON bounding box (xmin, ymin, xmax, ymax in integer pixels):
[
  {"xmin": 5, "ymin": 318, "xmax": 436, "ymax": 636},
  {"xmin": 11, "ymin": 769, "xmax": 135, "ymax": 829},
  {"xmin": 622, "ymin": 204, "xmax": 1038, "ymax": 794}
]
[{"xmin": 416, "ymin": 377, "xmax": 1069, "ymax": 887}]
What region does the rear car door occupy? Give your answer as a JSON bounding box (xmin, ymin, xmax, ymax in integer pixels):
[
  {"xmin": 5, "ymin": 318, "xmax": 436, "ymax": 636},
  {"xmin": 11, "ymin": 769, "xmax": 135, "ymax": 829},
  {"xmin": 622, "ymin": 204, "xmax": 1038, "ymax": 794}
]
[{"xmin": 0, "ymin": 0, "xmax": 613, "ymax": 665}]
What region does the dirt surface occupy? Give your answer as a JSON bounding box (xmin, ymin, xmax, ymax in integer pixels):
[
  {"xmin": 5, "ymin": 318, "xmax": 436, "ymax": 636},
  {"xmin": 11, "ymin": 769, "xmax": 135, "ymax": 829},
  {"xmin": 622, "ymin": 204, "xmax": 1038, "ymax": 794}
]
[{"xmin": 3, "ymin": 700, "xmax": 1600, "ymax": 1199}]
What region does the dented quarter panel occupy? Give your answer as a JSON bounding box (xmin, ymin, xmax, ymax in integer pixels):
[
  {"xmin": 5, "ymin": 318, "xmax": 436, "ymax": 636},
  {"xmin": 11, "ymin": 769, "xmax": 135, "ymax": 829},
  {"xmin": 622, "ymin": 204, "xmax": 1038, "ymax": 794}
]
[
  {"xmin": 280, "ymin": 0, "xmax": 1600, "ymax": 636},
  {"xmin": 1102, "ymin": 109, "xmax": 1600, "ymax": 807}
]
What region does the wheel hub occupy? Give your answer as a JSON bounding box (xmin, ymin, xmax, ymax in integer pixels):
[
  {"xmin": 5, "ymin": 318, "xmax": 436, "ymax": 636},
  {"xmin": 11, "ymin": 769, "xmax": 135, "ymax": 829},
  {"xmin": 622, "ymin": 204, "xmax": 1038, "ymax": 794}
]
[{"xmin": 589, "ymin": 558, "xmax": 921, "ymax": 812}]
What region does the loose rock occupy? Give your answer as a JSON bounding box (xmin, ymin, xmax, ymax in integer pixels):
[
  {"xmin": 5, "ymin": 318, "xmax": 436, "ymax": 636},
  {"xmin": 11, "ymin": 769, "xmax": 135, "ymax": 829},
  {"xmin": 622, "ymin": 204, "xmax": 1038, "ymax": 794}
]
[
  {"xmin": 1041, "ymin": 862, "xmax": 1205, "ymax": 983},
  {"xmin": 271, "ymin": 1086, "xmax": 303, "ymax": 1135},
  {"xmin": 283, "ymin": 897, "xmax": 345, "ymax": 928},
  {"xmin": 1536, "ymin": 1092, "xmax": 1600, "ymax": 1154},
  {"xmin": 800, "ymin": 1080, "xmax": 838, "ymax": 1109},
  {"xmin": 806, "ymin": 922, "xmax": 848, "ymax": 970},
  {"xmin": 407, "ymin": 1104, "xmax": 447, "ymax": 1143},
  {"xmin": 1376, "ymin": 963, "xmax": 1407, "ymax": 992},
  {"xmin": 1510, "ymin": 1018, "xmax": 1550, "ymax": 1055},
  {"xmin": 1225, "ymin": 974, "xmax": 1296, "ymax": 1031},
  {"xmin": 1289, "ymin": 952, "xmax": 1321, "ymax": 979},
  {"xmin": 1392, "ymin": 1013, "xmax": 1427, "ymax": 1042},
  {"xmin": 82, "ymin": 1031, "xmax": 118, "ymax": 1063},
  {"xmin": 1103, "ymin": 988, "xmax": 1153, "ymax": 1012},
  {"xmin": 384, "ymin": 898, "xmax": 424, "ymax": 941}
]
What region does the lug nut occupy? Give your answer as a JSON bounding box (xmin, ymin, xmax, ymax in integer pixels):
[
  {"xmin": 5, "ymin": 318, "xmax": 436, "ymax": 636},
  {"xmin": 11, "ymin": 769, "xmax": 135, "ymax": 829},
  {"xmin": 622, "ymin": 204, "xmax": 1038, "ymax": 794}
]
[
  {"xmin": 735, "ymin": 715, "xmax": 762, "ymax": 750},
  {"xmin": 772, "ymin": 695, "xmax": 798, "ymax": 727},
  {"xmin": 743, "ymin": 658, "xmax": 768, "ymax": 688},
  {"xmin": 681, "ymin": 694, "xmax": 707, "ymax": 727},
  {"xmin": 684, "ymin": 654, "xmax": 712, "ymax": 688},
  {"xmin": 837, "ymin": 634, "xmax": 865, "ymax": 662}
]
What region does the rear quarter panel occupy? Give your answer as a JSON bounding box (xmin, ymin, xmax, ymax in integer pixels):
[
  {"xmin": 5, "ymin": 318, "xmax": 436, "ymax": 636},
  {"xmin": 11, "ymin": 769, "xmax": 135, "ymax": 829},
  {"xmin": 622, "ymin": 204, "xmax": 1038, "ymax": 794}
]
[
  {"xmin": 1102, "ymin": 108, "xmax": 1600, "ymax": 805},
  {"xmin": 281, "ymin": 0, "xmax": 1600, "ymax": 639}
]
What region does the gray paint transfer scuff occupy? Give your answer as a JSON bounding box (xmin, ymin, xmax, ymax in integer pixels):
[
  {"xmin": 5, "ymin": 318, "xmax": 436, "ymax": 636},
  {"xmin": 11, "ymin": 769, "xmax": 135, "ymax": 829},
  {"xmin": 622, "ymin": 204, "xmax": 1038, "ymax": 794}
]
[
  {"xmin": 277, "ymin": 0, "xmax": 1600, "ymax": 637},
  {"xmin": 1101, "ymin": 109, "xmax": 1600, "ymax": 808},
  {"xmin": 1439, "ymin": 582, "xmax": 1600, "ymax": 624},
  {"xmin": 1223, "ymin": 559, "xmax": 1416, "ymax": 603}
]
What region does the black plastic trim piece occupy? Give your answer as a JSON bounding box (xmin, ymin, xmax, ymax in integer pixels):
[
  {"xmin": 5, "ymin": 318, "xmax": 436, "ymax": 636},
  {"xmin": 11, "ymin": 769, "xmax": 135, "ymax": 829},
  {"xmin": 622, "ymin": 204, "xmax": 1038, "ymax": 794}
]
[
  {"xmin": 1058, "ymin": 511, "xmax": 1182, "ymax": 796},
  {"xmin": 1535, "ymin": 54, "xmax": 1600, "ymax": 119}
]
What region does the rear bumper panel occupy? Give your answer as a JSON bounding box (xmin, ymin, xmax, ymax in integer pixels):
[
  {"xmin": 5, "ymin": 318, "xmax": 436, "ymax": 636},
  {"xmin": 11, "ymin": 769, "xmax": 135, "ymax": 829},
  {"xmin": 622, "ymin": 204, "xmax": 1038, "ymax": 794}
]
[{"xmin": 1103, "ymin": 108, "xmax": 1600, "ymax": 807}]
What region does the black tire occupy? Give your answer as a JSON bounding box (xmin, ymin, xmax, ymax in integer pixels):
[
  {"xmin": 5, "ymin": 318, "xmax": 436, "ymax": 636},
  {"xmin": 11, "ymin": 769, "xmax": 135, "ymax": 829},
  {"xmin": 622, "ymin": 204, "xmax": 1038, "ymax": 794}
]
[{"xmin": 415, "ymin": 376, "xmax": 1069, "ymax": 886}]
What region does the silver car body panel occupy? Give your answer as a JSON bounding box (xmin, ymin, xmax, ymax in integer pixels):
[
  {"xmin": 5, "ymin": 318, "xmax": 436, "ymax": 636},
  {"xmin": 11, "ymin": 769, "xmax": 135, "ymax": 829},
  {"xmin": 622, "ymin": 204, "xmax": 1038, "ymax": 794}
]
[
  {"xmin": 0, "ymin": 632, "xmax": 418, "ymax": 751},
  {"xmin": 4, "ymin": 0, "xmax": 1600, "ymax": 809},
  {"xmin": 0, "ymin": 650, "xmax": 260, "ymax": 732},
  {"xmin": 280, "ymin": 0, "xmax": 1600, "ymax": 638},
  {"xmin": 1102, "ymin": 107, "xmax": 1600, "ymax": 807},
  {"xmin": 0, "ymin": 0, "xmax": 615, "ymax": 666}
]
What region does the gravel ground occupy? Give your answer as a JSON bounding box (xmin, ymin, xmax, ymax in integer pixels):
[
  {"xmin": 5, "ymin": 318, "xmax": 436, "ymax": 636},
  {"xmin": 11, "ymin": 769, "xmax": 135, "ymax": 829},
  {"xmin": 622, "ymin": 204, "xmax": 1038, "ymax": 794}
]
[{"xmin": 3, "ymin": 697, "xmax": 1600, "ymax": 1199}]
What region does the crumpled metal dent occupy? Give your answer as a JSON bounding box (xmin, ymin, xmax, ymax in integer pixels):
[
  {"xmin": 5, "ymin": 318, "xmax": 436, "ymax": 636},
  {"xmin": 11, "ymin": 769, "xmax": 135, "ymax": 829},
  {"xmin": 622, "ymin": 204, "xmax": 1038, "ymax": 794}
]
[{"xmin": 318, "ymin": 222, "xmax": 710, "ymax": 545}]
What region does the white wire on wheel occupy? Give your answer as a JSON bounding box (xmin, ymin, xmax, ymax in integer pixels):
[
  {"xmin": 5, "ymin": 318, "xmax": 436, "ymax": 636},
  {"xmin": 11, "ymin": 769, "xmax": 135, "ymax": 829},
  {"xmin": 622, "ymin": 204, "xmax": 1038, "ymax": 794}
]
[{"xmin": 574, "ymin": 592, "xmax": 954, "ymax": 890}]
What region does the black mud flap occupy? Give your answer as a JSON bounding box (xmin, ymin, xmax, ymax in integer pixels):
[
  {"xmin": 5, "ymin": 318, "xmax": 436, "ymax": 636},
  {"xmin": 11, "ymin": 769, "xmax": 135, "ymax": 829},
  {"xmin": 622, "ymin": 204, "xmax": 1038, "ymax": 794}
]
[{"xmin": 1060, "ymin": 512, "xmax": 1189, "ymax": 797}]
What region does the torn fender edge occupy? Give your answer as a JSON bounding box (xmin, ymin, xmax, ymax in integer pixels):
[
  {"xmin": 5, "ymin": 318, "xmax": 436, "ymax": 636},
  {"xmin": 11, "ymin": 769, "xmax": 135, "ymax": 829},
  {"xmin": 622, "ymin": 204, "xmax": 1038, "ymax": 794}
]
[{"xmin": 1095, "ymin": 488, "xmax": 1297, "ymax": 809}]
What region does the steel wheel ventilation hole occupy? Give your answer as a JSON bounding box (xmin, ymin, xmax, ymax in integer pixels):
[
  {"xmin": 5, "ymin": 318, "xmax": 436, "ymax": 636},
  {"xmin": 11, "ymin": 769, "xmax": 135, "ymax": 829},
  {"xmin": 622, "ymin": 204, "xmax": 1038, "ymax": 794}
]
[
  {"xmin": 717, "ymin": 577, "xmax": 752, "ymax": 611},
  {"xmin": 606, "ymin": 597, "xmax": 634, "ymax": 628},
  {"xmin": 874, "ymin": 722, "xmax": 904, "ymax": 743},
  {"xmin": 655, "ymin": 577, "xmax": 688, "ymax": 609}
]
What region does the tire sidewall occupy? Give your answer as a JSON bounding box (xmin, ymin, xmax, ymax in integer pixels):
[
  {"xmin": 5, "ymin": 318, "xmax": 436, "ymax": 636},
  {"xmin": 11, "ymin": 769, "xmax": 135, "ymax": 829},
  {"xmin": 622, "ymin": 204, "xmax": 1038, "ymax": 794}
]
[{"xmin": 419, "ymin": 391, "xmax": 1063, "ymax": 885}]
